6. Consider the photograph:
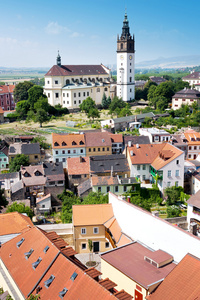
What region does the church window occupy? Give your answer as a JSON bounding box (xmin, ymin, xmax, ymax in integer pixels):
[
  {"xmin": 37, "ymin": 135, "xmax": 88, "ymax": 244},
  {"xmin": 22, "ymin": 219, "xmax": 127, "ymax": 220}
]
[
  {"xmin": 121, "ymin": 63, "xmax": 123, "ymax": 66},
  {"xmin": 121, "ymin": 43, "xmax": 123, "ymax": 49},
  {"xmin": 130, "ymin": 89, "xmax": 132, "ymax": 92},
  {"xmin": 87, "ymin": 92, "xmax": 89, "ymax": 96},
  {"xmin": 130, "ymin": 77, "xmax": 132, "ymax": 82},
  {"xmin": 130, "ymin": 69, "xmax": 132, "ymax": 73},
  {"xmin": 55, "ymin": 80, "xmax": 58, "ymax": 84},
  {"xmin": 48, "ymin": 93, "xmax": 50, "ymax": 97},
  {"xmin": 74, "ymin": 101, "xmax": 76, "ymax": 104},
  {"xmin": 78, "ymin": 92, "xmax": 81, "ymax": 97},
  {"xmin": 47, "ymin": 81, "xmax": 50, "ymax": 84},
  {"xmin": 67, "ymin": 93, "xmax": 69, "ymax": 97},
  {"xmin": 67, "ymin": 101, "xmax": 69, "ymax": 104},
  {"xmin": 97, "ymin": 88, "xmax": 100, "ymax": 92},
  {"xmin": 104, "ymin": 88, "xmax": 107, "ymax": 91},
  {"xmin": 74, "ymin": 93, "xmax": 76, "ymax": 97},
  {"xmin": 129, "ymin": 44, "xmax": 132, "ymax": 49},
  {"xmin": 55, "ymin": 93, "xmax": 59, "ymax": 98},
  {"xmin": 83, "ymin": 92, "xmax": 85, "ymax": 97},
  {"xmin": 79, "ymin": 100, "xmax": 81, "ymax": 104},
  {"xmin": 66, "ymin": 79, "xmax": 70, "ymax": 85},
  {"xmin": 130, "ymin": 63, "xmax": 132, "ymax": 66}
]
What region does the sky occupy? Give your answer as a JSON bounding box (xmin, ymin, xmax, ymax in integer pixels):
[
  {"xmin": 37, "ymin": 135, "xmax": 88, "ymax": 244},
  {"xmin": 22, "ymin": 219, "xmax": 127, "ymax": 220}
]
[{"xmin": 1, "ymin": 0, "xmax": 200, "ymax": 68}]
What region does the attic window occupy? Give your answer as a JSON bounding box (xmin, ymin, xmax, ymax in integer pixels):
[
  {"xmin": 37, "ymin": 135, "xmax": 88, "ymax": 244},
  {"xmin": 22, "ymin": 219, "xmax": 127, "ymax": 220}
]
[
  {"xmin": 44, "ymin": 246, "xmax": 49, "ymax": 253},
  {"xmin": 72, "ymin": 141, "xmax": 77, "ymax": 145},
  {"xmin": 35, "ymin": 171, "xmax": 41, "ymax": 176},
  {"xmin": 16, "ymin": 238, "xmax": 25, "ymax": 248},
  {"xmin": 79, "ymin": 141, "xmax": 84, "ymax": 145},
  {"xmin": 24, "ymin": 248, "xmax": 34, "ymax": 259},
  {"xmin": 44, "ymin": 275, "xmax": 55, "ymax": 288},
  {"xmin": 102, "ymin": 139, "xmax": 105, "ymax": 143},
  {"xmin": 59, "ymin": 288, "xmax": 68, "ymax": 299},
  {"xmin": 62, "ymin": 142, "xmax": 67, "ymax": 146},
  {"xmin": 32, "ymin": 257, "xmax": 42, "ymax": 269},
  {"xmin": 191, "ymin": 138, "xmax": 195, "ymax": 141},
  {"xmin": 24, "ymin": 172, "xmax": 30, "ymax": 177},
  {"xmin": 54, "ymin": 142, "xmax": 59, "ymax": 147},
  {"xmin": 115, "ymin": 162, "xmax": 120, "ymax": 165},
  {"xmin": 70, "ymin": 272, "xmax": 78, "ymax": 281}
]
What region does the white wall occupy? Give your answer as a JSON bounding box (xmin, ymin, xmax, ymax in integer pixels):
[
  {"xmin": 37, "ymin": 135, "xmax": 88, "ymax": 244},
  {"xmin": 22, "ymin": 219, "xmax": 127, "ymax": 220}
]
[{"xmin": 109, "ymin": 192, "xmax": 200, "ymax": 262}]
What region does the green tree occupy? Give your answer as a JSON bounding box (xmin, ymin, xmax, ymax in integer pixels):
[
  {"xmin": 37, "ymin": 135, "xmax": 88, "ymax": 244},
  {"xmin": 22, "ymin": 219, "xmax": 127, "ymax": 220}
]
[
  {"xmin": 34, "ymin": 96, "xmax": 50, "ymax": 112},
  {"xmin": 54, "ymin": 104, "xmax": 69, "ymax": 116},
  {"xmin": 156, "ymin": 96, "xmax": 168, "ymax": 111},
  {"xmin": 174, "ymin": 80, "xmax": 189, "ymax": 92},
  {"xmin": 0, "ymin": 188, "xmax": 8, "ymax": 210},
  {"xmin": 87, "ymin": 107, "xmax": 100, "ymax": 120},
  {"xmin": 109, "ymin": 96, "xmax": 126, "ymax": 114},
  {"xmin": 14, "ymin": 81, "xmax": 34, "ymax": 102},
  {"xmin": 9, "ymin": 154, "xmax": 29, "ymax": 172},
  {"xmin": 80, "ymin": 97, "xmax": 96, "ymax": 113},
  {"xmin": 118, "ymin": 103, "xmax": 132, "ymax": 117},
  {"xmin": 106, "ymin": 96, "xmax": 111, "ymax": 107},
  {"xmin": 32, "ymin": 136, "xmax": 50, "ymax": 149},
  {"xmin": 101, "ymin": 93, "xmax": 108, "ymax": 109},
  {"xmin": 6, "ymin": 202, "xmax": 34, "ymax": 219},
  {"xmin": 82, "ymin": 192, "xmax": 108, "ymax": 204},
  {"xmin": 166, "ymin": 205, "xmax": 181, "ymax": 218},
  {"xmin": 88, "ymin": 239, "xmax": 93, "ymax": 263},
  {"xmin": 58, "ymin": 190, "xmax": 81, "ymax": 223},
  {"xmin": 34, "ymin": 108, "xmax": 49, "ymax": 127},
  {"xmin": 28, "ymin": 86, "xmax": 46, "ymax": 110},
  {"xmin": 15, "ymin": 100, "xmax": 30, "ymax": 120},
  {"xmin": 147, "ymin": 85, "xmax": 157, "ymax": 104},
  {"xmin": 164, "ymin": 186, "xmax": 184, "ymax": 206},
  {"xmin": 153, "ymin": 81, "xmax": 175, "ymax": 101},
  {"xmin": 26, "ymin": 294, "xmax": 40, "ymax": 300}
]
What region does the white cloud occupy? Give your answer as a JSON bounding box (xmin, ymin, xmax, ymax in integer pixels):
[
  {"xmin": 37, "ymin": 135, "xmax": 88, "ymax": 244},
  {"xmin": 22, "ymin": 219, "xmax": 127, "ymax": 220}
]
[
  {"xmin": 70, "ymin": 32, "xmax": 84, "ymax": 38},
  {"xmin": 45, "ymin": 22, "xmax": 70, "ymax": 35},
  {"xmin": 0, "ymin": 37, "xmax": 17, "ymax": 45}
]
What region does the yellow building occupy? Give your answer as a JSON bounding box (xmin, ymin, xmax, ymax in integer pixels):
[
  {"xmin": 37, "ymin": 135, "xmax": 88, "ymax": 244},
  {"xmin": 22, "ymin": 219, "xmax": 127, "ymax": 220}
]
[
  {"xmin": 85, "ymin": 131, "xmax": 112, "ymax": 157},
  {"xmin": 72, "ymin": 203, "xmax": 132, "ymax": 253},
  {"xmin": 8, "ymin": 143, "xmax": 45, "ymax": 164}
]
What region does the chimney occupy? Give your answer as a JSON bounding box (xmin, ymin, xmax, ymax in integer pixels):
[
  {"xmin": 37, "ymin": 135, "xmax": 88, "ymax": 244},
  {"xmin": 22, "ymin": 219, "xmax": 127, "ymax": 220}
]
[
  {"xmin": 136, "ymin": 144, "xmax": 139, "ymax": 149},
  {"xmin": 127, "ymin": 196, "xmax": 131, "ymax": 203},
  {"xmin": 111, "ymin": 166, "xmax": 113, "ymax": 177},
  {"xmin": 128, "ymin": 141, "xmax": 132, "ymax": 147},
  {"xmin": 80, "ymin": 156, "xmax": 83, "ymax": 163}
]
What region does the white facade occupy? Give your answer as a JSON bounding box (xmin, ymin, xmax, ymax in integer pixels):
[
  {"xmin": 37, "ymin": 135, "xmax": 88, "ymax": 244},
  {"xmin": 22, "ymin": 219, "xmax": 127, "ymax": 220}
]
[
  {"xmin": 139, "ymin": 128, "xmax": 171, "ymax": 143},
  {"xmin": 130, "ymin": 163, "xmax": 150, "ymax": 182},
  {"xmin": 191, "ymin": 175, "xmax": 200, "ymax": 195},
  {"xmin": 109, "ymin": 192, "xmax": 200, "ymax": 262}
]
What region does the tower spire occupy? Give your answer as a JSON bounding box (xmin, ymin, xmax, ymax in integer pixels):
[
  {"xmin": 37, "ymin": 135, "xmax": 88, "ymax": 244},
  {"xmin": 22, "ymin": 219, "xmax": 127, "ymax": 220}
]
[
  {"xmin": 121, "ymin": 11, "xmax": 130, "ymax": 39},
  {"xmin": 56, "ymin": 50, "xmax": 61, "ymax": 67}
]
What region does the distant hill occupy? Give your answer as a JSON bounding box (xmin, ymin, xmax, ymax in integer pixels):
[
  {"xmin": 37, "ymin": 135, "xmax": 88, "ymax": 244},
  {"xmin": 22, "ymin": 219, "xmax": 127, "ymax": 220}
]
[{"xmin": 136, "ymin": 55, "xmax": 200, "ymax": 69}]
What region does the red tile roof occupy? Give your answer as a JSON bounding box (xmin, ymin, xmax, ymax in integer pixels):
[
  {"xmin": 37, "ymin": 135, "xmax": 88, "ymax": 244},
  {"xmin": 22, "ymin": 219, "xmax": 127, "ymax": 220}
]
[
  {"xmin": 21, "ymin": 165, "xmax": 46, "ymax": 186},
  {"xmin": 67, "ymin": 156, "xmax": 90, "ymax": 175},
  {"xmin": 0, "ymin": 85, "xmax": 15, "ymax": 94},
  {"xmin": 0, "ymin": 212, "xmax": 33, "ymax": 235},
  {"xmin": 52, "ymin": 133, "xmax": 85, "ymax": 149},
  {"xmin": 109, "ymin": 133, "xmax": 123, "ymax": 143},
  {"xmin": 147, "ymin": 253, "xmax": 200, "ymax": 300},
  {"xmin": 45, "ymin": 64, "xmax": 109, "ymax": 77},
  {"xmin": 184, "ymin": 130, "xmax": 200, "ymax": 145},
  {"xmin": 85, "ymin": 131, "xmax": 112, "ymax": 147},
  {"xmin": 101, "ymin": 242, "xmax": 176, "ymax": 289}
]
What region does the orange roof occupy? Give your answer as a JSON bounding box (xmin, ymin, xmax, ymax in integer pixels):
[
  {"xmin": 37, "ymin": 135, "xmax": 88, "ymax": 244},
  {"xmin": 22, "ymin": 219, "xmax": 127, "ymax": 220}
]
[
  {"xmin": 52, "ymin": 133, "xmax": 85, "ymax": 149},
  {"xmin": 109, "ymin": 133, "xmax": 123, "ymax": 143},
  {"xmin": 151, "ymin": 143, "xmax": 183, "ymax": 170},
  {"xmin": 73, "ymin": 204, "xmax": 114, "ymax": 226},
  {"xmin": 85, "ymin": 131, "xmax": 112, "ymax": 147},
  {"xmin": 117, "ymin": 234, "xmax": 133, "ymax": 247},
  {"xmin": 147, "ymin": 253, "xmax": 200, "ymax": 300},
  {"xmin": 128, "ymin": 143, "xmax": 183, "ymax": 170},
  {"xmin": 0, "ymin": 212, "xmax": 33, "ymax": 236},
  {"xmin": 104, "ymin": 217, "xmax": 122, "ymax": 244},
  {"xmin": 0, "ymin": 107, "xmax": 4, "ymax": 114},
  {"xmin": 0, "ymin": 84, "xmax": 15, "ymax": 94},
  {"xmin": 67, "ymin": 156, "xmax": 90, "ymax": 175},
  {"xmin": 184, "ymin": 130, "xmax": 200, "ymax": 145}
]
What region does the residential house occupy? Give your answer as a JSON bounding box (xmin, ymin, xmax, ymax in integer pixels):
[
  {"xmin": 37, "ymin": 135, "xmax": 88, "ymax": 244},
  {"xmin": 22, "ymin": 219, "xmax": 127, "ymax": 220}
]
[
  {"xmin": 90, "ymin": 154, "xmax": 130, "ymax": 177},
  {"xmin": 0, "ymin": 212, "xmax": 33, "ymax": 245},
  {"xmin": 170, "ymin": 134, "xmax": 188, "ymax": 158},
  {"xmin": 184, "ymin": 129, "xmax": 200, "ymax": 159},
  {"xmin": 126, "ymin": 143, "xmax": 184, "ymax": 193},
  {"xmin": 0, "ymin": 84, "xmax": 15, "ymax": 111},
  {"xmin": 149, "ymin": 76, "xmax": 166, "ymax": 85},
  {"xmin": 36, "ymin": 193, "xmax": 52, "ymax": 214},
  {"xmin": 0, "ymin": 140, "xmax": 9, "ymax": 169},
  {"xmin": 0, "ymin": 172, "xmax": 20, "ymax": 200},
  {"xmin": 191, "ymin": 172, "xmax": 200, "ymax": 194},
  {"xmin": 182, "ymin": 71, "xmax": 200, "ymax": 86},
  {"xmin": 72, "ymin": 203, "xmax": 133, "ymax": 254},
  {"xmin": 14, "ymin": 135, "xmax": 35, "ymax": 143},
  {"xmin": 85, "ymin": 131, "xmax": 112, "ymax": 156},
  {"xmin": 44, "ymin": 53, "xmax": 114, "ymax": 110},
  {"xmin": 67, "ymin": 156, "xmax": 90, "ymax": 190},
  {"xmin": 0, "ymin": 225, "xmax": 131, "ymax": 300},
  {"xmin": 100, "ymin": 112, "xmax": 155, "ymax": 131},
  {"xmin": 135, "ymin": 80, "xmax": 147, "ymax": 89},
  {"xmin": 139, "ymin": 128, "xmax": 171, "ymax": 143},
  {"xmin": 8, "ymin": 143, "xmax": 45, "ymax": 164},
  {"xmin": 124, "ymin": 135, "xmax": 150, "ymax": 148},
  {"xmin": 52, "ymin": 133, "xmax": 86, "ymax": 166},
  {"xmin": 147, "ymin": 253, "xmax": 200, "ymax": 300},
  {"xmin": 172, "ymin": 88, "xmax": 200, "ymax": 110},
  {"xmin": 194, "ymin": 82, "xmax": 200, "ymax": 92},
  {"xmin": 187, "ymin": 190, "xmax": 200, "ymax": 234},
  {"xmin": 42, "ymin": 162, "xmax": 65, "ymax": 198},
  {"xmin": 78, "ymin": 176, "xmax": 139, "ymax": 198},
  {"xmin": 101, "ymin": 242, "xmax": 176, "ymax": 300},
  {"xmin": 109, "ymin": 133, "xmax": 123, "ymax": 154}
]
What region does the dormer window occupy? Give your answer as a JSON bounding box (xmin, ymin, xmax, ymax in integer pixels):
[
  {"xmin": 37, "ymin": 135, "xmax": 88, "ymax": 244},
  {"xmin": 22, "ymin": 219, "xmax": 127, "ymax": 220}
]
[
  {"xmin": 72, "ymin": 141, "xmax": 77, "ymax": 145},
  {"xmin": 59, "ymin": 288, "xmax": 68, "ymax": 299},
  {"xmin": 54, "ymin": 142, "xmax": 59, "ymax": 147},
  {"xmin": 70, "ymin": 272, "xmax": 78, "ymax": 281},
  {"xmin": 79, "ymin": 141, "xmax": 84, "ymax": 145},
  {"xmin": 62, "ymin": 141, "xmax": 67, "ymax": 146},
  {"xmin": 35, "ymin": 171, "xmax": 41, "ymax": 176},
  {"xmin": 44, "ymin": 246, "xmax": 49, "ymax": 253},
  {"xmin": 32, "ymin": 257, "xmax": 42, "ymax": 269},
  {"xmin": 44, "ymin": 275, "xmax": 55, "ymax": 288},
  {"xmin": 16, "ymin": 238, "xmax": 25, "ymax": 248},
  {"xmin": 24, "ymin": 248, "xmax": 34, "ymax": 259},
  {"xmin": 24, "ymin": 172, "xmax": 30, "ymax": 177}
]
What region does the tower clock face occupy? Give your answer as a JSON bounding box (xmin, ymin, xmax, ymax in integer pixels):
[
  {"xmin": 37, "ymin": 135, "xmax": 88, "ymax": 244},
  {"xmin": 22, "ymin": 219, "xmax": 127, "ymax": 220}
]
[
  {"xmin": 129, "ymin": 55, "xmax": 132, "ymax": 60},
  {"xmin": 120, "ymin": 55, "xmax": 124, "ymax": 60}
]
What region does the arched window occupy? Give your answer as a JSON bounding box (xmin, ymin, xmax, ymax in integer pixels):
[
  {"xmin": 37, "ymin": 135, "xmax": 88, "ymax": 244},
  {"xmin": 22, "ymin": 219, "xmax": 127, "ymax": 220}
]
[{"xmin": 66, "ymin": 79, "xmax": 70, "ymax": 85}]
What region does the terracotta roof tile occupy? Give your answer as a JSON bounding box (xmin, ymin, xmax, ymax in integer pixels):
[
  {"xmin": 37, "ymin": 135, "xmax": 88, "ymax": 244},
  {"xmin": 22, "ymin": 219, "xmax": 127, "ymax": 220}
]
[
  {"xmin": 128, "ymin": 144, "xmax": 164, "ymax": 165},
  {"xmin": 147, "ymin": 253, "xmax": 200, "ymax": 300},
  {"xmin": 109, "ymin": 134, "xmax": 123, "ymax": 143},
  {"xmin": 85, "ymin": 131, "xmax": 112, "ymax": 147},
  {"xmin": 0, "ymin": 85, "xmax": 15, "ymax": 94},
  {"xmin": 116, "ymin": 234, "xmax": 133, "ymax": 247},
  {"xmin": 184, "ymin": 130, "xmax": 200, "ymax": 145},
  {"xmin": 99, "ymin": 278, "xmax": 117, "ymax": 290},
  {"xmin": 187, "ymin": 189, "xmax": 200, "ymax": 208},
  {"xmin": 73, "ymin": 203, "xmax": 114, "ymax": 226},
  {"xmin": 91, "ymin": 176, "xmax": 119, "ymax": 186},
  {"xmin": 0, "ymin": 212, "xmax": 33, "ymax": 235},
  {"xmin": 114, "ymin": 289, "xmax": 133, "ymax": 300},
  {"xmin": 52, "ymin": 133, "xmax": 85, "ymax": 149},
  {"xmin": 85, "ymin": 267, "xmax": 102, "ymax": 279},
  {"xmin": 108, "ymin": 218, "xmax": 122, "ymax": 244},
  {"xmin": 67, "ymin": 156, "xmax": 90, "ymax": 175}
]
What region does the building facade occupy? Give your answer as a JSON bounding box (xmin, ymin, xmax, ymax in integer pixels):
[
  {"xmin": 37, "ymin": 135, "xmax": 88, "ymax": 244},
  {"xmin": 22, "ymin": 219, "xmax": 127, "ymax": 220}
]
[
  {"xmin": 172, "ymin": 88, "xmax": 200, "ymax": 110},
  {"xmin": 117, "ymin": 13, "xmax": 135, "ymax": 101},
  {"xmin": 0, "ymin": 85, "xmax": 15, "ymax": 111}
]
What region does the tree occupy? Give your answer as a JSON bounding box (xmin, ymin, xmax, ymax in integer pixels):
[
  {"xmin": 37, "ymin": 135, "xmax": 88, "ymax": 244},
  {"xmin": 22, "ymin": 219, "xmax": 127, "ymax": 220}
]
[
  {"xmin": 6, "ymin": 202, "xmax": 34, "ymax": 219},
  {"xmin": 156, "ymin": 96, "xmax": 168, "ymax": 111},
  {"xmin": 15, "ymin": 100, "xmax": 30, "ymax": 120},
  {"xmin": 80, "ymin": 97, "xmax": 96, "ymax": 113},
  {"xmin": 9, "ymin": 154, "xmax": 29, "ymax": 172},
  {"xmin": 27, "ymin": 86, "xmax": 46, "ymax": 110},
  {"xmin": 26, "ymin": 294, "xmax": 40, "ymax": 300},
  {"xmin": 58, "ymin": 190, "xmax": 81, "ymax": 223},
  {"xmin": 106, "ymin": 96, "xmax": 111, "ymax": 107},
  {"xmin": 153, "ymin": 81, "xmax": 175, "ymax": 101},
  {"xmin": 34, "ymin": 108, "xmax": 49, "ymax": 127},
  {"xmin": 101, "ymin": 93, "xmax": 108, "ymax": 109},
  {"xmin": 109, "ymin": 96, "xmax": 126, "ymax": 114},
  {"xmin": 118, "ymin": 104, "xmax": 132, "ymax": 117},
  {"xmin": 164, "ymin": 186, "xmax": 184, "ymax": 206},
  {"xmin": 82, "ymin": 192, "xmax": 108, "ymax": 204},
  {"xmin": 147, "ymin": 85, "xmax": 157, "ymax": 104},
  {"xmin": 32, "ymin": 136, "xmax": 50, "ymax": 149},
  {"xmin": 34, "ymin": 96, "xmax": 50, "ymax": 112},
  {"xmin": 87, "ymin": 107, "xmax": 100, "ymax": 120},
  {"xmin": 14, "ymin": 81, "xmax": 34, "ymax": 102},
  {"xmin": 166, "ymin": 205, "xmax": 181, "ymax": 218},
  {"xmin": 88, "ymin": 239, "xmax": 93, "ymax": 263},
  {"xmin": 0, "ymin": 188, "xmax": 8, "ymax": 210}
]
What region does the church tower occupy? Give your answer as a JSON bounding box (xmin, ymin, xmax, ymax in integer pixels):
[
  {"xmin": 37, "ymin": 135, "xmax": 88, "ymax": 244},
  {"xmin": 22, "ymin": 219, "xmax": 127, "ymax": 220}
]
[
  {"xmin": 56, "ymin": 50, "xmax": 61, "ymax": 67},
  {"xmin": 117, "ymin": 12, "xmax": 135, "ymax": 101}
]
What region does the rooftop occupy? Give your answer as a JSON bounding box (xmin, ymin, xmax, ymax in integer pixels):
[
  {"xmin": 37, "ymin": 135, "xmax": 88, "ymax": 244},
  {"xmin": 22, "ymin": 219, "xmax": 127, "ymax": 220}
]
[
  {"xmin": 90, "ymin": 154, "xmax": 130, "ymax": 174},
  {"xmin": 184, "ymin": 130, "xmax": 200, "ymax": 145},
  {"xmin": 67, "ymin": 156, "xmax": 90, "ymax": 175},
  {"xmin": 85, "ymin": 131, "xmax": 112, "ymax": 147},
  {"xmin": 187, "ymin": 189, "xmax": 200, "ymax": 209},
  {"xmin": 52, "ymin": 133, "xmax": 85, "ymax": 149},
  {"xmin": 0, "ymin": 212, "xmax": 33, "ymax": 236},
  {"xmin": 173, "ymin": 88, "xmax": 200, "ymax": 99}
]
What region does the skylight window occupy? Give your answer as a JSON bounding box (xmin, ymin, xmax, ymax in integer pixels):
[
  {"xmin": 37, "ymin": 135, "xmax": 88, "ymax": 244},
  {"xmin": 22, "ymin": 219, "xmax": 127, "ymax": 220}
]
[
  {"xmin": 44, "ymin": 275, "xmax": 55, "ymax": 288},
  {"xmin": 24, "ymin": 248, "xmax": 34, "ymax": 259},
  {"xmin": 16, "ymin": 238, "xmax": 25, "ymax": 248},
  {"xmin": 44, "ymin": 246, "xmax": 49, "ymax": 253},
  {"xmin": 59, "ymin": 288, "xmax": 68, "ymax": 299},
  {"xmin": 70, "ymin": 272, "xmax": 78, "ymax": 281},
  {"xmin": 32, "ymin": 257, "xmax": 42, "ymax": 270}
]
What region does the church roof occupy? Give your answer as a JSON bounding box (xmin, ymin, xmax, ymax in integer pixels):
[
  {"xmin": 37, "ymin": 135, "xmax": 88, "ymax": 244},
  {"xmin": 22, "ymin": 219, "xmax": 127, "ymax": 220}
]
[{"xmin": 45, "ymin": 64, "xmax": 109, "ymax": 77}]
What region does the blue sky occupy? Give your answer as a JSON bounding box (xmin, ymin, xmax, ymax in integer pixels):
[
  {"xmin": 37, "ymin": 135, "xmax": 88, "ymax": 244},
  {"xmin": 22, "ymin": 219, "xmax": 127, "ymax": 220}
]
[{"xmin": 1, "ymin": 0, "xmax": 200, "ymax": 68}]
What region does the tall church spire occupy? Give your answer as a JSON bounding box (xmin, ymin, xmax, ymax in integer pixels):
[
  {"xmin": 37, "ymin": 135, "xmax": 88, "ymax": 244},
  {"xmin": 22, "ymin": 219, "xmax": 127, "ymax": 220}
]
[
  {"xmin": 121, "ymin": 12, "xmax": 130, "ymax": 39},
  {"xmin": 56, "ymin": 51, "xmax": 61, "ymax": 67}
]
